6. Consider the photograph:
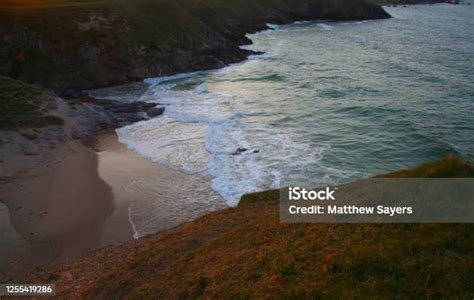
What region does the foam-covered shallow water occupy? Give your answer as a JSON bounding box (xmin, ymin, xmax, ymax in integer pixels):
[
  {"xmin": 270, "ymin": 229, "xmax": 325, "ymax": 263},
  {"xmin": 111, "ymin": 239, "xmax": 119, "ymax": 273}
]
[{"xmin": 93, "ymin": 4, "xmax": 474, "ymax": 206}]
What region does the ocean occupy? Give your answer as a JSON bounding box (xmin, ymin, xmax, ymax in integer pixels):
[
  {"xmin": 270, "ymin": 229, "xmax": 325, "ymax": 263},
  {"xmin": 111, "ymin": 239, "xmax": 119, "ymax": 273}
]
[{"xmin": 91, "ymin": 4, "xmax": 474, "ymax": 208}]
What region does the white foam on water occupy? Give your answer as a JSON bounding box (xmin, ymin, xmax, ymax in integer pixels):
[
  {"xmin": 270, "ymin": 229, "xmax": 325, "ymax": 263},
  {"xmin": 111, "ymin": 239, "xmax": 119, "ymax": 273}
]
[
  {"xmin": 105, "ymin": 16, "xmax": 373, "ymax": 207},
  {"xmin": 248, "ymin": 53, "xmax": 274, "ymax": 61},
  {"xmin": 114, "ymin": 68, "xmax": 328, "ymax": 206},
  {"xmin": 117, "ymin": 116, "xmax": 210, "ymax": 174},
  {"xmin": 316, "ymin": 23, "xmax": 333, "ymax": 31},
  {"xmin": 125, "ymin": 190, "xmax": 141, "ymax": 239},
  {"xmin": 196, "ymin": 83, "xmax": 209, "ymax": 94},
  {"xmin": 294, "ymin": 20, "xmax": 313, "ymax": 25},
  {"xmin": 205, "ymin": 117, "xmax": 265, "ymax": 206},
  {"xmin": 93, "ymin": 6, "xmax": 474, "ymax": 215},
  {"xmin": 266, "ymin": 23, "xmax": 281, "ymax": 29},
  {"xmin": 144, "ymin": 71, "xmax": 205, "ymax": 87}
]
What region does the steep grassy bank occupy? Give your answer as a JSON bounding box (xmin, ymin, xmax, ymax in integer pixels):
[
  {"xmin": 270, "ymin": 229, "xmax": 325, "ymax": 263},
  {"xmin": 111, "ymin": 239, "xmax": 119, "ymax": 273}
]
[
  {"xmin": 26, "ymin": 156, "xmax": 474, "ymax": 298},
  {"xmin": 0, "ymin": 0, "xmax": 390, "ymax": 96},
  {"xmin": 0, "ymin": 76, "xmax": 64, "ymax": 129}
]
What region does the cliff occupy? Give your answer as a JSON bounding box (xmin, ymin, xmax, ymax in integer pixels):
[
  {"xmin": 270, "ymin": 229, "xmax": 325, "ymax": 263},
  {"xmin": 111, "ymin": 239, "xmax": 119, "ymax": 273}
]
[
  {"xmin": 0, "ymin": 0, "xmax": 390, "ymax": 97},
  {"xmin": 25, "ymin": 156, "xmax": 474, "ymax": 298}
]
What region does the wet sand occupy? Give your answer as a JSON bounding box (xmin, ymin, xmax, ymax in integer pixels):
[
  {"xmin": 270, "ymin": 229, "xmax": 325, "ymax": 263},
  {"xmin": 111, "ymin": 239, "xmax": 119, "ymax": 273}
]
[
  {"xmin": 95, "ymin": 133, "xmax": 226, "ymax": 243},
  {"xmin": 0, "ymin": 132, "xmax": 226, "ymax": 280}
]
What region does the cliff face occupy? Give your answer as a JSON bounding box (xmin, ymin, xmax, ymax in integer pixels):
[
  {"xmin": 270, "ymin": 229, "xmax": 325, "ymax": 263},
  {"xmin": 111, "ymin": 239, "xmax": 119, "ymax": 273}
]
[{"xmin": 0, "ymin": 0, "xmax": 390, "ymax": 96}]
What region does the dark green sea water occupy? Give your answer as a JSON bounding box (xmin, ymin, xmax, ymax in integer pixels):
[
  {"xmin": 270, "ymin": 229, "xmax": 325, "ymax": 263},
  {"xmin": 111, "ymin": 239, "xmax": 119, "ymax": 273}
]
[{"xmin": 109, "ymin": 4, "xmax": 474, "ymax": 205}]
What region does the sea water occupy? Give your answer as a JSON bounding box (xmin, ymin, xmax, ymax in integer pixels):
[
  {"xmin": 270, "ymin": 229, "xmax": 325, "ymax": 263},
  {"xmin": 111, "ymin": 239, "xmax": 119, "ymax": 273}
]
[{"xmin": 91, "ymin": 4, "xmax": 474, "ymax": 207}]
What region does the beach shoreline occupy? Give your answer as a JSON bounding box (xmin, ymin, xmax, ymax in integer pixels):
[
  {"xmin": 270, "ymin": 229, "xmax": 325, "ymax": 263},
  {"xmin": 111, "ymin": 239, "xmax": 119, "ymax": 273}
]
[
  {"xmin": 94, "ymin": 132, "xmax": 226, "ymax": 243},
  {"xmin": 0, "ymin": 131, "xmax": 226, "ymax": 280},
  {"xmin": 0, "ymin": 135, "xmax": 114, "ymax": 279}
]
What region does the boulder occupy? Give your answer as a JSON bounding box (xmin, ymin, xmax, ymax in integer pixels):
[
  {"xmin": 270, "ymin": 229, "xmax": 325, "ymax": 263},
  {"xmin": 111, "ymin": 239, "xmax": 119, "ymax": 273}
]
[
  {"xmin": 232, "ymin": 148, "xmax": 248, "ymax": 155},
  {"xmin": 147, "ymin": 106, "xmax": 166, "ymax": 118}
]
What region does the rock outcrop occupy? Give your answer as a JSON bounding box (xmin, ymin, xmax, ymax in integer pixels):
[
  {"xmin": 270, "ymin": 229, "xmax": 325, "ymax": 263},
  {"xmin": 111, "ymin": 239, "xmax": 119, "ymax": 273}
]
[{"xmin": 0, "ymin": 0, "xmax": 390, "ymax": 97}]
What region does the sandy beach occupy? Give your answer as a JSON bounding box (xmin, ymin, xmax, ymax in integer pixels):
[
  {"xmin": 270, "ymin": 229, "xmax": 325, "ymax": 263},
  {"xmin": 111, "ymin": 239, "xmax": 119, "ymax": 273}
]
[
  {"xmin": 0, "ymin": 137, "xmax": 114, "ymax": 279},
  {"xmin": 0, "ymin": 132, "xmax": 226, "ymax": 280},
  {"xmin": 94, "ymin": 133, "xmax": 226, "ymax": 244}
]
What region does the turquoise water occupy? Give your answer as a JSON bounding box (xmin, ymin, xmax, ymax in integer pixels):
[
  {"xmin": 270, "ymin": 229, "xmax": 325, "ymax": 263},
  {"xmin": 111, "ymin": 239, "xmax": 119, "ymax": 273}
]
[{"xmin": 100, "ymin": 4, "xmax": 474, "ymax": 206}]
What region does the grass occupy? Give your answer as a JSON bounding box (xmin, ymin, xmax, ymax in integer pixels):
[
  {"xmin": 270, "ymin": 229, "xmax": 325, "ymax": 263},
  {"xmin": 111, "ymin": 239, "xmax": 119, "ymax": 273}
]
[
  {"xmin": 0, "ymin": 76, "xmax": 64, "ymax": 129},
  {"xmin": 29, "ymin": 156, "xmax": 474, "ymax": 298},
  {"xmin": 380, "ymin": 154, "xmax": 474, "ymax": 178}
]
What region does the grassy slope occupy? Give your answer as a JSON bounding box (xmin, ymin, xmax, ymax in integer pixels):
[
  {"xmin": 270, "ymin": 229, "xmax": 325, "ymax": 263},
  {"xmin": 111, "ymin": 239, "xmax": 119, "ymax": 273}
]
[
  {"xmin": 0, "ymin": 76, "xmax": 63, "ymax": 129},
  {"xmin": 29, "ymin": 155, "xmax": 474, "ymax": 298}
]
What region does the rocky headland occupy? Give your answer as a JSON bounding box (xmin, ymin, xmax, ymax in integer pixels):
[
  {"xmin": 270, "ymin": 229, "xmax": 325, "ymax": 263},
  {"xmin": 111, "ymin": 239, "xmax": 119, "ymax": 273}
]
[{"xmin": 1, "ymin": 0, "xmax": 390, "ymax": 97}]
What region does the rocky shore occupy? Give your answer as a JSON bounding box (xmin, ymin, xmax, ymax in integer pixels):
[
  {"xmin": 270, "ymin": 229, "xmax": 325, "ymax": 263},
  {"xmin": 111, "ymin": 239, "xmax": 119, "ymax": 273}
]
[
  {"xmin": 0, "ymin": 0, "xmax": 392, "ymax": 155},
  {"xmin": 0, "ymin": 74, "xmax": 170, "ymax": 279}
]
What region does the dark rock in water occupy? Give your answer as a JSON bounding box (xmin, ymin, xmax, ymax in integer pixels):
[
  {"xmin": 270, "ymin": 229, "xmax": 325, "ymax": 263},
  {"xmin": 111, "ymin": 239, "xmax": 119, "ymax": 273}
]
[
  {"xmin": 113, "ymin": 113, "xmax": 145, "ymax": 124},
  {"xmin": 106, "ymin": 101, "xmax": 156, "ymax": 114},
  {"xmin": 147, "ymin": 106, "xmax": 166, "ymax": 118},
  {"xmin": 72, "ymin": 98, "xmax": 166, "ymax": 134},
  {"xmin": 232, "ymin": 148, "xmax": 261, "ymax": 155},
  {"xmin": 232, "ymin": 148, "xmax": 248, "ymax": 155},
  {"xmin": 137, "ymin": 102, "xmax": 158, "ymax": 112},
  {"xmin": 62, "ymin": 89, "xmax": 87, "ymax": 99}
]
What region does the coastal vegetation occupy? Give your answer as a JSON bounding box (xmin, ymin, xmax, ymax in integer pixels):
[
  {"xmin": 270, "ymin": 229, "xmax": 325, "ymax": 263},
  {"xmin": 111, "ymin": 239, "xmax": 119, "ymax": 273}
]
[
  {"xmin": 0, "ymin": 76, "xmax": 63, "ymax": 129},
  {"xmin": 27, "ymin": 156, "xmax": 474, "ymax": 298}
]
